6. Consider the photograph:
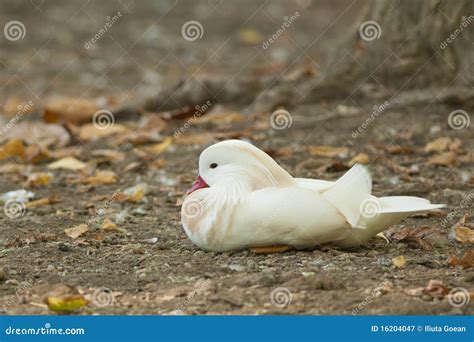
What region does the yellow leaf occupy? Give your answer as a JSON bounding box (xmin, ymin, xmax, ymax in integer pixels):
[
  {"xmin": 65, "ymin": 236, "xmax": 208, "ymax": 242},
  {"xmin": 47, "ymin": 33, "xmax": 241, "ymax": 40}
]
[
  {"xmin": 0, "ymin": 139, "xmax": 25, "ymax": 160},
  {"xmin": 424, "ymin": 137, "xmax": 452, "ymax": 153},
  {"xmin": 307, "ymin": 146, "xmax": 349, "ymax": 158},
  {"xmin": 64, "ymin": 224, "xmax": 89, "ymax": 239},
  {"xmin": 455, "ymin": 226, "xmax": 474, "ymax": 244},
  {"xmin": 85, "ymin": 170, "xmax": 118, "ymax": 185},
  {"xmin": 149, "ymin": 137, "xmax": 173, "ymax": 154},
  {"xmin": 48, "ymin": 157, "xmax": 87, "ymax": 171},
  {"xmin": 427, "ymin": 152, "xmax": 457, "ymax": 166},
  {"xmin": 238, "ymin": 28, "xmax": 263, "ymax": 44},
  {"xmin": 26, "ymin": 172, "xmax": 53, "ymax": 187},
  {"xmin": 392, "ymin": 256, "xmax": 406, "ymax": 268},
  {"xmin": 349, "ymin": 153, "xmax": 369, "ymax": 165},
  {"xmin": 45, "ymin": 295, "xmax": 88, "ymax": 312},
  {"xmin": 101, "ymin": 218, "xmax": 117, "ymax": 231}
]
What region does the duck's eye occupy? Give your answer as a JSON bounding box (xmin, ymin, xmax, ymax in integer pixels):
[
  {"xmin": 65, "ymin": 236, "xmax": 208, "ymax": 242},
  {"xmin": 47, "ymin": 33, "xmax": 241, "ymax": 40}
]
[{"xmin": 210, "ymin": 163, "xmax": 218, "ymax": 169}]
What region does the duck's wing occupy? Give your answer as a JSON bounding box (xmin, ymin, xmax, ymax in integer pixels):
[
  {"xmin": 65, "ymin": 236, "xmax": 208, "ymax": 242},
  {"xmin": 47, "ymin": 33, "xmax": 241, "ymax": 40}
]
[
  {"xmin": 226, "ymin": 186, "xmax": 351, "ymax": 250},
  {"xmin": 294, "ymin": 178, "xmax": 334, "ymax": 192}
]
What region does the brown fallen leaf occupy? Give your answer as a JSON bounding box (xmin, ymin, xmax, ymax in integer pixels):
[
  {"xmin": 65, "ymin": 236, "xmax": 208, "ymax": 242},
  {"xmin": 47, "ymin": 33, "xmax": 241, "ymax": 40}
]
[
  {"xmin": 392, "ymin": 255, "xmax": 406, "ymax": 268},
  {"xmin": 195, "ymin": 106, "xmax": 244, "ymax": 125},
  {"xmin": 147, "ymin": 136, "xmax": 173, "ymax": 154},
  {"xmin": 0, "ymin": 122, "xmax": 70, "ymax": 147},
  {"xmin": 385, "ymin": 145, "xmax": 415, "ymax": 155},
  {"xmin": 448, "ymin": 249, "xmax": 474, "ymax": 268},
  {"xmin": 92, "ymin": 149, "xmax": 126, "ymax": 164},
  {"xmin": 424, "ymin": 137, "xmax": 452, "ymax": 153},
  {"xmin": 43, "ymin": 97, "xmax": 98, "ymax": 124},
  {"xmin": 460, "ymin": 151, "xmax": 474, "ymax": 164},
  {"xmin": 78, "ymin": 123, "xmax": 129, "ymax": 141},
  {"xmin": 427, "ymin": 152, "xmax": 458, "ymax": 166},
  {"xmin": 0, "ymin": 139, "xmax": 25, "ymax": 161},
  {"xmin": 101, "ymin": 218, "xmax": 117, "ymax": 231},
  {"xmin": 423, "ymin": 279, "xmax": 450, "ymax": 298},
  {"xmin": 264, "ymin": 147, "xmax": 293, "ymax": 159},
  {"xmin": 85, "ymin": 170, "xmax": 118, "ymax": 185},
  {"xmin": 0, "ymin": 163, "xmax": 24, "ymax": 174},
  {"xmin": 455, "ymin": 226, "xmax": 474, "ymax": 243},
  {"xmin": 238, "ymin": 28, "xmax": 263, "ymax": 44},
  {"xmin": 307, "ymin": 146, "xmax": 349, "ymax": 158},
  {"xmin": 349, "ymin": 153, "xmax": 369, "ymax": 165},
  {"xmin": 389, "ymin": 226, "xmax": 444, "ymax": 250},
  {"xmin": 26, "ymin": 172, "xmax": 53, "ymax": 187},
  {"xmin": 64, "ymin": 224, "xmax": 89, "ymax": 239},
  {"xmin": 25, "ymin": 195, "xmax": 60, "ymax": 208},
  {"xmin": 48, "ymin": 157, "xmax": 87, "ymax": 171}
]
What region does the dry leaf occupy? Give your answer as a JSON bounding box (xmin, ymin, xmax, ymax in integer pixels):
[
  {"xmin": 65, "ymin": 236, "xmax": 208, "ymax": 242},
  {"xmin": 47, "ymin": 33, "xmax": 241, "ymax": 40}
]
[
  {"xmin": 349, "ymin": 153, "xmax": 369, "ymax": 165},
  {"xmin": 448, "ymin": 249, "xmax": 474, "ymax": 268},
  {"xmin": 423, "ymin": 279, "xmax": 450, "ymax": 298},
  {"xmin": 238, "ymin": 28, "xmax": 263, "ymax": 44},
  {"xmin": 92, "ymin": 149, "xmax": 126, "ymax": 163},
  {"xmin": 424, "ymin": 137, "xmax": 452, "ymax": 153},
  {"xmin": 385, "ymin": 145, "xmax": 415, "ymax": 155},
  {"xmin": 0, "ymin": 122, "xmax": 70, "ymax": 147},
  {"xmin": 64, "ymin": 224, "xmax": 89, "ymax": 239},
  {"xmin": 0, "ymin": 163, "xmax": 24, "ymax": 174},
  {"xmin": 48, "ymin": 157, "xmax": 87, "ymax": 171},
  {"xmin": 101, "ymin": 218, "xmax": 117, "ymax": 230},
  {"xmin": 392, "ymin": 255, "xmax": 406, "ymax": 268},
  {"xmin": 43, "ymin": 97, "xmax": 98, "ymax": 124},
  {"xmin": 26, "ymin": 172, "xmax": 53, "ymax": 187},
  {"xmin": 307, "ymin": 146, "xmax": 349, "ymax": 158},
  {"xmin": 78, "ymin": 123, "xmax": 128, "ymax": 141},
  {"xmin": 427, "ymin": 152, "xmax": 457, "ymax": 166},
  {"xmin": 0, "ymin": 139, "xmax": 25, "ymax": 160},
  {"xmin": 454, "ymin": 226, "xmax": 474, "ymax": 244},
  {"xmin": 195, "ymin": 110, "xmax": 243, "ymax": 125},
  {"xmin": 148, "ymin": 137, "xmax": 173, "ymax": 154},
  {"xmin": 85, "ymin": 170, "xmax": 118, "ymax": 185},
  {"xmin": 26, "ymin": 195, "xmax": 60, "ymax": 208},
  {"xmin": 45, "ymin": 295, "xmax": 88, "ymax": 312}
]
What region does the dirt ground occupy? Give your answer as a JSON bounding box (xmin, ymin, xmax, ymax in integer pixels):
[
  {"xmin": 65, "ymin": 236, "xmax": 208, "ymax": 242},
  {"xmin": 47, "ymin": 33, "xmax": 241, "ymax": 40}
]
[{"xmin": 0, "ymin": 0, "xmax": 473, "ymax": 315}]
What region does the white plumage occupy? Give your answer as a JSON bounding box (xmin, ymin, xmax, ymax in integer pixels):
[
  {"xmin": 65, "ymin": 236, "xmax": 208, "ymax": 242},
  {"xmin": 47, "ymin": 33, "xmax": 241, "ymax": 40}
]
[{"xmin": 181, "ymin": 140, "xmax": 445, "ymax": 252}]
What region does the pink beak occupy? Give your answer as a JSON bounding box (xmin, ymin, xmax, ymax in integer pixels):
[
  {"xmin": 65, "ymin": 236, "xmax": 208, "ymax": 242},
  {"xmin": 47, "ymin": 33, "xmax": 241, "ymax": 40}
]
[{"xmin": 186, "ymin": 175, "xmax": 209, "ymax": 195}]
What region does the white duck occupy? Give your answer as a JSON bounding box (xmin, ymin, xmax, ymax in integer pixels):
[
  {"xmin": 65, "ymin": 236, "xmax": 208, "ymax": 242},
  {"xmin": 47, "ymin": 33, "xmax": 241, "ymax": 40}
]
[{"xmin": 181, "ymin": 140, "xmax": 444, "ymax": 252}]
